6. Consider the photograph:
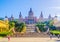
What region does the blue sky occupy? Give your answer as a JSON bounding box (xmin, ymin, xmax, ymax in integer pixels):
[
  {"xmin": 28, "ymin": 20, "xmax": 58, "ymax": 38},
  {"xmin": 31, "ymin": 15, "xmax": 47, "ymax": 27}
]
[{"xmin": 0, "ymin": 0, "xmax": 60, "ymax": 19}]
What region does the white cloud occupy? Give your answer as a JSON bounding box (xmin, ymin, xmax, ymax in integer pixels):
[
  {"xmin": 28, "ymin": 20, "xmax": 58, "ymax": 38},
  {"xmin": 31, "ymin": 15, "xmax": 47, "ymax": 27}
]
[
  {"xmin": 57, "ymin": 14, "xmax": 60, "ymax": 17},
  {"xmin": 49, "ymin": 7, "xmax": 60, "ymax": 9}
]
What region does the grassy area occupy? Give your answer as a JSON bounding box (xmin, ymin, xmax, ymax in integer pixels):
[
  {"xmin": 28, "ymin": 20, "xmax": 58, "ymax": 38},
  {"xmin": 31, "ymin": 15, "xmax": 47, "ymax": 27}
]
[
  {"xmin": 0, "ymin": 31, "xmax": 13, "ymax": 37},
  {"xmin": 0, "ymin": 36, "xmax": 3, "ymax": 39},
  {"xmin": 50, "ymin": 30, "xmax": 60, "ymax": 35}
]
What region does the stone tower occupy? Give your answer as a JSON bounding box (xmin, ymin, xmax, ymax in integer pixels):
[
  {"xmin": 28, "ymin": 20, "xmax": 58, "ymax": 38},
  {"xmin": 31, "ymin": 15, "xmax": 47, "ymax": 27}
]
[
  {"xmin": 19, "ymin": 12, "xmax": 22, "ymax": 19},
  {"xmin": 28, "ymin": 8, "xmax": 34, "ymax": 18},
  {"xmin": 4, "ymin": 16, "xmax": 8, "ymax": 20},
  {"xmin": 19, "ymin": 12, "xmax": 23, "ymax": 22},
  {"xmin": 40, "ymin": 11, "xmax": 43, "ymax": 19},
  {"xmin": 53, "ymin": 15, "xmax": 58, "ymax": 24},
  {"xmin": 48, "ymin": 14, "xmax": 52, "ymax": 20},
  {"xmin": 39, "ymin": 11, "xmax": 43, "ymax": 22},
  {"xmin": 25, "ymin": 8, "xmax": 37, "ymax": 24},
  {"xmin": 11, "ymin": 15, "xmax": 14, "ymax": 21}
]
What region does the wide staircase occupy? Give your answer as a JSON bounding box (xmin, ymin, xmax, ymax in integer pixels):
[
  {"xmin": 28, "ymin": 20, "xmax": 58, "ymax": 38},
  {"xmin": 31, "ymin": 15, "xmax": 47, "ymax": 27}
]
[
  {"xmin": 26, "ymin": 24, "xmax": 36, "ymax": 33},
  {"xmin": 11, "ymin": 24, "xmax": 49, "ymax": 37},
  {"xmin": 11, "ymin": 32, "xmax": 49, "ymax": 37}
]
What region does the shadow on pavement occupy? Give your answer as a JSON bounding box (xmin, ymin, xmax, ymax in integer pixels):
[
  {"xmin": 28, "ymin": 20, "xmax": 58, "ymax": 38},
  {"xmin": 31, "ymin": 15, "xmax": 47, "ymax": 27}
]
[{"xmin": 55, "ymin": 40, "xmax": 60, "ymax": 42}]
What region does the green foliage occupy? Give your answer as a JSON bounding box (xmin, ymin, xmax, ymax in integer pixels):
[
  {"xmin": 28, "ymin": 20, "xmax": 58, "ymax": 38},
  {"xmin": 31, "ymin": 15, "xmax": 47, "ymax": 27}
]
[
  {"xmin": 9, "ymin": 21, "xmax": 15, "ymax": 29},
  {"xmin": 50, "ymin": 30, "xmax": 60, "ymax": 35},
  {"xmin": 36, "ymin": 20, "xmax": 56, "ymax": 32},
  {"xmin": 0, "ymin": 32, "xmax": 8, "ymax": 37},
  {"xmin": 36, "ymin": 22, "xmax": 46, "ymax": 32},
  {"xmin": 15, "ymin": 22, "xmax": 26, "ymax": 32},
  {"xmin": 44, "ymin": 20, "xmax": 56, "ymax": 30},
  {"xmin": 0, "ymin": 21, "xmax": 15, "ymax": 37},
  {"xmin": 0, "ymin": 31, "xmax": 12, "ymax": 37}
]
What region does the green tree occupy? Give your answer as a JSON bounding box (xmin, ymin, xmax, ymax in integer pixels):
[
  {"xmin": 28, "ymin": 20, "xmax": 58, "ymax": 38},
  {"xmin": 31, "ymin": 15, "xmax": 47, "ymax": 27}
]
[
  {"xmin": 9, "ymin": 21, "xmax": 15, "ymax": 33},
  {"xmin": 44, "ymin": 20, "xmax": 56, "ymax": 30},
  {"xmin": 15, "ymin": 22, "xmax": 26, "ymax": 32},
  {"xmin": 0, "ymin": 21, "xmax": 15, "ymax": 37},
  {"xmin": 36, "ymin": 22, "xmax": 46, "ymax": 32},
  {"xmin": 9, "ymin": 21, "xmax": 15, "ymax": 29}
]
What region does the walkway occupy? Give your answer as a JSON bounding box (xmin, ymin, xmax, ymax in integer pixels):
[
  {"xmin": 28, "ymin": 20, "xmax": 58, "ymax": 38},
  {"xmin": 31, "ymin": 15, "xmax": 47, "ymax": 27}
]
[{"xmin": 0, "ymin": 37, "xmax": 60, "ymax": 42}]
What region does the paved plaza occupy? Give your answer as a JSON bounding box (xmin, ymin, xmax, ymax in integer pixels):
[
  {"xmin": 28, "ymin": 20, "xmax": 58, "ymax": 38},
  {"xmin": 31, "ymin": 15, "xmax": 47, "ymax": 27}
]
[{"xmin": 0, "ymin": 37, "xmax": 60, "ymax": 42}]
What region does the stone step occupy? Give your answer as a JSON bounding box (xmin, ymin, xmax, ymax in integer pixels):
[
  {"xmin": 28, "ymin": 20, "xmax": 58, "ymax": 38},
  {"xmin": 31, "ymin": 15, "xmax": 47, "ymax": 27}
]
[
  {"xmin": 26, "ymin": 25, "xmax": 36, "ymax": 32},
  {"xmin": 11, "ymin": 32, "xmax": 49, "ymax": 37}
]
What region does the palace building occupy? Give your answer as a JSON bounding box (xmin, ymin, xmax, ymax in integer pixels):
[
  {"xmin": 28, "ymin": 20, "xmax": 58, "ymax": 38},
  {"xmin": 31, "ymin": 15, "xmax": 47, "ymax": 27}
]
[
  {"xmin": 18, "ymin": 8, "xmax": 53, "ymax": 24},
  {"xmin": 7, "ymin": 8, "xmax": 53, "ymax": 24},
  {"xmin": 5, "ymin": 8, "xmax": 54, "ymax": 24}
]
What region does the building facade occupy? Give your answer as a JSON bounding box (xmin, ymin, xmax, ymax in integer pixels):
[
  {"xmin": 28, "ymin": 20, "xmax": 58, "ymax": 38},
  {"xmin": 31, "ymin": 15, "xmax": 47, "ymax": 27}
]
[
  {"xmin": 7, "ymin": 8, "xmax": 53, "ymax": 24},
  {"xmin": 18, "ymin": 8, "xmax": 53, "ymax": 24}
]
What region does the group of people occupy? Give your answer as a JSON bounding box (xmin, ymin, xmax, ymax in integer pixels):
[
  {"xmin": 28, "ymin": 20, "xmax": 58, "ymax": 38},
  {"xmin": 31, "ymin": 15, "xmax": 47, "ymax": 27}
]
[{"xmin": 50, "ymin": 34, "xmax": 60, "ymax": 39}]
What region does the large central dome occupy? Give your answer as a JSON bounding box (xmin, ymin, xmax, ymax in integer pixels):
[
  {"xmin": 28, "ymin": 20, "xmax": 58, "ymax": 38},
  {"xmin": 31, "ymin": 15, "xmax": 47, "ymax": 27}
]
[{"xmin": 28, "ymin": 8, "xmax": 34, "ymax": 17}]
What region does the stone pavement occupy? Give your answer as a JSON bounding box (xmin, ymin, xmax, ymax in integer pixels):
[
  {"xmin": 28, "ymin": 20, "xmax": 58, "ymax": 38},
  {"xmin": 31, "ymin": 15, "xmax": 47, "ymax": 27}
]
[
  {"xmin": 0, "ymin": 37, "xmax": 60, "ymax": 42},
  {"xmin": 12, "ymin": 32, "xmax": 49, "ymax": 37}
]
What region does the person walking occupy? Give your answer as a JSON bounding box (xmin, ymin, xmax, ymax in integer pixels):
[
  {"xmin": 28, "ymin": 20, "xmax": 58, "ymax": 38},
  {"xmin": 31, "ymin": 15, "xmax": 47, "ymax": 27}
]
[
  {"xmin": 7, "ymin": 34, "xmax": 10, "ymax": 41},
  {"xmin": 50, "ymin": 34, "xmax": 52, "ymax": 39},
  {"xmin": 58, "ymin": 35, "xmax": 59, "ymax": 39}
]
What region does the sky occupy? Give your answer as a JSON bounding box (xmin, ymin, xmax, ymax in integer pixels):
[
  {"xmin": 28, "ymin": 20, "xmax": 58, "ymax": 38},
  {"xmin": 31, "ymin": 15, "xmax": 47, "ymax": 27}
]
[{"xmin": 0, "ymin": 0, "xmax": 60, "ymax": 19}]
